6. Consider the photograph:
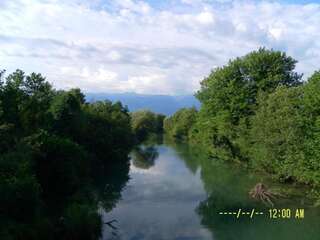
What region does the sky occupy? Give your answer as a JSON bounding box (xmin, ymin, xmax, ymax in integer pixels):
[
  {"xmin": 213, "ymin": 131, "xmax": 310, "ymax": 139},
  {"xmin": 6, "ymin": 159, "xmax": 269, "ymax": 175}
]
[{"xmin": 1, "ymin": 0, "xmax": 320, "ymax": 95}]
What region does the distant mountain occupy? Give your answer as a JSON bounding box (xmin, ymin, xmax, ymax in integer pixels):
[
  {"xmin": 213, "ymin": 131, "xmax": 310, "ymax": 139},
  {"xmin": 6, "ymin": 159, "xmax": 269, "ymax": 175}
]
[{"xmin": 85, "ymin": 92, "xmax": 200, "ymax": 115}]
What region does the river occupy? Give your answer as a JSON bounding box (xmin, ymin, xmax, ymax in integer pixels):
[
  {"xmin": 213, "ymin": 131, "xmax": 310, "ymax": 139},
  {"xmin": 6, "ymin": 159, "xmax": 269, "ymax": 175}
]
[{"xmin": 101, "ymin": 138, "xmax": 320, "ymax": 240}]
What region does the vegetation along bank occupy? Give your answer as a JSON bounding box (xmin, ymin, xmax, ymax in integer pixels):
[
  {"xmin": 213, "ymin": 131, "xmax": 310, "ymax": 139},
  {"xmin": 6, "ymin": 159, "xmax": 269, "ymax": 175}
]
[{"xmin": 164, "ymin": 48, "xmax": 320, "ymax": 192}]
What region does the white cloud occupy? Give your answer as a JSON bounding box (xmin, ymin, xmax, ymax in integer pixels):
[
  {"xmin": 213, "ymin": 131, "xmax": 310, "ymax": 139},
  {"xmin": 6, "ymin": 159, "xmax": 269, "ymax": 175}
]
[
  {"xmin": 107, "ymin": 50, "xmax": 122, "ymax": 61},
  {"xmin": 1, "ymin": 0, "xmax": 320, "ymax": 94},
  {"xmin": 127, "ymin": 73, "xmax": 171, "ymax": 94},
  {"xmin": 59, "ymin": 66, "xmax": 120, "ymax": 91},
  {"xmin": 196, "ymin": 11, "xmax": 214, "ymax": 25},
  {"xmin": 269, "ymin": 27, "xmax": 283, "ymax": 40}
]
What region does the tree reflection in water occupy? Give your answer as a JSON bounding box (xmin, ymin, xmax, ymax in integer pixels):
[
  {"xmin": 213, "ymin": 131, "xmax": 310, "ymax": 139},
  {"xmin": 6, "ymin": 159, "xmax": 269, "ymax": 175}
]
[
  {"xmin": 131, "ymin": 145, "xmax": 159, "ymax": 169},
  {"xmin": 170, "ymin": 143, "xmax": 320, "ymax": 240},
  {"xmin": 37, "ymin": 155, "xmax": 131, "ymax": 240},
  {"xmin": 167, "ymin": 140, "xmax": 320, "ymax": 240}
]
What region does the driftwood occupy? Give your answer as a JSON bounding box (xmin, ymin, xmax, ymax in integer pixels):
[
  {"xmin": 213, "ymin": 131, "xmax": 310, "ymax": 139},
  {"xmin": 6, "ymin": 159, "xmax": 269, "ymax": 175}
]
[
  {"xmin": 104, "ymin": 219, "xmax": 118, "ymax": 230},
  {"xmin": 249, "ymin": 183, "xmax": 283, "ymax": 206}
]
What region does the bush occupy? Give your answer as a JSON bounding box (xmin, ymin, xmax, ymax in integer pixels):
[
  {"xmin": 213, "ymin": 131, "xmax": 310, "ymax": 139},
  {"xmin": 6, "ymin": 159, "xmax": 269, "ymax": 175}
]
[{"xmin": 164, "ymin": 107, "xmax": 197, "ymax": 140}]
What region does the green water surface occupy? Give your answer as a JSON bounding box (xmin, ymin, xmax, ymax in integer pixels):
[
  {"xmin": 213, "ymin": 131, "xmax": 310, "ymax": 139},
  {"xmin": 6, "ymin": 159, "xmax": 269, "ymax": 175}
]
[{"xmin": 102, "ymin": 139, "xmax": 320, "ymax": 240}]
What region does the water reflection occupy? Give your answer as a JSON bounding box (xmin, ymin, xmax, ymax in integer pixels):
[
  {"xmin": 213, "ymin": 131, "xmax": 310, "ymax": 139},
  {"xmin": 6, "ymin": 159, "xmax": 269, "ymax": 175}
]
[
  {"xmin": 131, "ymin": 146, "xmax": 159, "ymax": 169},
  {"xmin": 21, "ymin": 155, "xmax": 131, "ymax": 240},
  {"xmin": 169, "ymin": 141, "xmax": 320, "ymax": 240},
  {"xmin": 102, "ymin": 139, "xmax": 320, "ymax": 240},
  {"xmin": 93, "ymin": 158, "xmax": 130, "ymax": 212},
  {"xmin": 102, "ymin": 141, "xmax": 211, "ymax": 239}
]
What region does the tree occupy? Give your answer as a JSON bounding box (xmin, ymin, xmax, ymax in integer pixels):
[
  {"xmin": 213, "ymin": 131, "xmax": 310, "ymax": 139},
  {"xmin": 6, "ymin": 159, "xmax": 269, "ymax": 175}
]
[
  {"xmin": 0, "ymin": 145, "xmax": 42, "ymax": 239},
  {"xmin": 0, "ymin": 70, "xmax": 4, "ymax": 122},
  {"xmin": 250, "ymin": 86, "xmax": 305, "ymax": 180},
  {"xmin": 0, "ymin": 146, "xmax": 41, "ymax": 220},
  {"xmin": 249, "ymin": 71, "xmax": 320, "ymax": 185},
  {"xmin": 155, "ymin": 114, "xmax": 166, "ymax": 133},
  {"xmin": 300, "ymin": 71, "xmax": 320, "ymax": 185},
  {"xmin": 0, "ymin": 69, "xmax": 134, "ymax": 239},
  {"xmin": 131, "ymin": 110, "xmax": 164, "ymax": 142},
  {"xmin": 49, "ymin": 89, "xmax": 83, "ymax": 139},
  {"xmin": 0, "ymin": 70, "xmax": 26, "ymax": 131},
  {"xmin": 81, "ymin": 101, "xmax": 133, "ymax": 161},
  {"xmin": 27, "ymin": 131, "xmax": 90, "ymax": 199},
  {"xmin": 164, "ymin": 107, "xmax": 197, "ymax": 139},
  {"xmin": 0, "ymin": 70, "xmax": 54, "ymax": 135},
  {"xmin": 194, "ymin": 48, "xmax": 302, "ymax": 160},
  {"xmin": 20, "ymin": 73, "xmax": 53, "ymax": 133}
]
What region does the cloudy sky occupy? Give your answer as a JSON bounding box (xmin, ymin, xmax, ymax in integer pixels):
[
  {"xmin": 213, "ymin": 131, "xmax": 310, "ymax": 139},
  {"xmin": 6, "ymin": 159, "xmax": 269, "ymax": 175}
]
[{"xmin": 1, "ymin": 0, "xmax": 320, "ymax": 95}]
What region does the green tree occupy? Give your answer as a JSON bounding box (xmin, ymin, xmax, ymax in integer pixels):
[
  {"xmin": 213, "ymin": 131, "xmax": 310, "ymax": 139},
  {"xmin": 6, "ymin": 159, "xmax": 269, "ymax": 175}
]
[
  {"xmin": 301, "ymin": 71, "xmax": 320, "ymax": 185},
  {"xmin": 26, "ymin": 132, "xmax": 90, "ymax": 199},
  {"xmin": 49, "ymin": 89, "xmax": 84, "ymax": 139},
  {"xmin": 250, "ymin": 86, "xmax": 305, "ymax": 180},
  {"xmin": 0, "ymin": 70, "xmax": 4, "ymax": 122},
  {"xmin": 0, "ymin": 145, "xmax": 42, "ymax": 239},
  {"xmin": 249, "ymin": 71, "xmax": 320, "ymax": 186},
  {"xmin": 0, "ymin": 69, "xmax": 26, "ymax": 131},
  {"xmin": 194, "ymin": 48, "xmax": 302, "ymax": 160},
  {"xmin": 81, "ymin": 101, "xmax": 133, "ymax": 161},
  {"xmin": 0, "ymin": 69, "xmax": 134, "ymax": 239},
  {"xmin": 164, "ymin": 107, "xmax": 197, "ymax": 139},
  {"xmin": 20, "ymin": 73, "xmax": 53, "ymax": 133},
  {"xmin": 0, "ymin": 70, "xmax": 54, "ymax": 135},
  {"xmin": 131, "ymin": 110, "xmax": 164, "ymax": 142},
  {"xmin": 155, "ymin": 114, "xmax": 166, "ymax": 133}
]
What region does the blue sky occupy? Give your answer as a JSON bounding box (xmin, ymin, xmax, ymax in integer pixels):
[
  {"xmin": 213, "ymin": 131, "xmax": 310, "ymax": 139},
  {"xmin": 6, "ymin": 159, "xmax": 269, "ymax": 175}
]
[{"xmin": 1, "ymin": 0, "xmax": 320, "ymax": 94}]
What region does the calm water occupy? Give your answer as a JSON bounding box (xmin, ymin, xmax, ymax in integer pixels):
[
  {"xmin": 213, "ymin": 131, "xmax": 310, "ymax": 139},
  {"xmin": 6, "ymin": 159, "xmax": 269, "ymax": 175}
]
[{"xmin": 101, "ymin": 139, "xmax": 320, "ymax": 240}]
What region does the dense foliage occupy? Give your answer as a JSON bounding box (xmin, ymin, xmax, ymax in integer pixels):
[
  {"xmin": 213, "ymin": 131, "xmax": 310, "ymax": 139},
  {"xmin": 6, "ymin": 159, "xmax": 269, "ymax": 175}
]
[
  {"xmin": 165, "ymin": 48, "xmax": 320, "ymax": 188},
  {"xmin": 0, "ymin": 70, "xmax": 133, "ymax": 239},
  {"xmin": 250, "ymin": 74, "xmax": 320, "ymax": 186},
  {"xmin": 131, "ymin": 110, "xmax": 165, "ymax": 142},
  {"xmin": 163, "ymin": 107, "xmax": 197, "ymax": 140}
]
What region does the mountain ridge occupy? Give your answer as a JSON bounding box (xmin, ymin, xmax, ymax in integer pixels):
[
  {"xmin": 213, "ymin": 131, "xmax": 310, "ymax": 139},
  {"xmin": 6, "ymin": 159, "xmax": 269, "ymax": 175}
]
[{"xmin": 85, "ymin": 92, "xmax": 200, "ymax": 115}]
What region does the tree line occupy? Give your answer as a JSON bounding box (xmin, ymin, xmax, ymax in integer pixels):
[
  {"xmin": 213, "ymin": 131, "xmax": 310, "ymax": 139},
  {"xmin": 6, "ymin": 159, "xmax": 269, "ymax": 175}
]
[
  {"xmin": 0, "ymin": 69, "xmax": 164, "ymax": 239},
  {"xmin": 164, "ymin": 48, "xmax": 320, "ymax": 190}
]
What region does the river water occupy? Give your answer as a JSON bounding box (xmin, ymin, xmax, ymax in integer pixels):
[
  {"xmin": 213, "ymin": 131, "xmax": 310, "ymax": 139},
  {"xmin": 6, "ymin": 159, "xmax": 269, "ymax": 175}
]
[{"xmin": 101, "ymin": 139, "xmax": 320, "ymax": 240}]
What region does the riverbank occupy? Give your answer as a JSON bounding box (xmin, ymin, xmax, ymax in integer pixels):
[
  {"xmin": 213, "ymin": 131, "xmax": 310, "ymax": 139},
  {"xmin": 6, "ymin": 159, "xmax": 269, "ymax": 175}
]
[{"xmin": 166, "ymin": 135, "xmax": 320, "ymax": 206}]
